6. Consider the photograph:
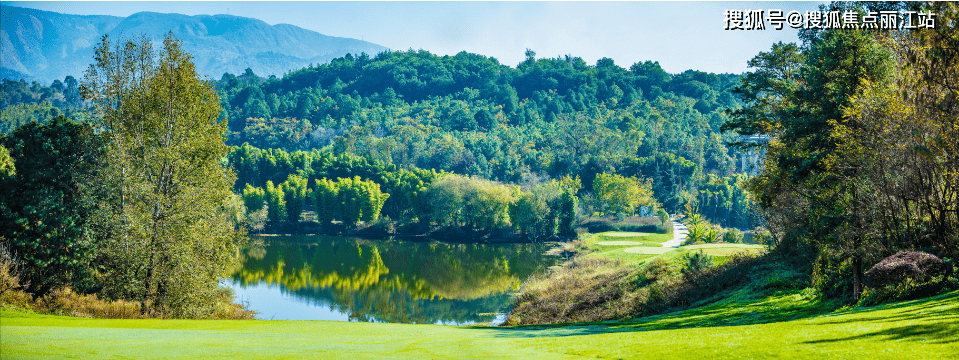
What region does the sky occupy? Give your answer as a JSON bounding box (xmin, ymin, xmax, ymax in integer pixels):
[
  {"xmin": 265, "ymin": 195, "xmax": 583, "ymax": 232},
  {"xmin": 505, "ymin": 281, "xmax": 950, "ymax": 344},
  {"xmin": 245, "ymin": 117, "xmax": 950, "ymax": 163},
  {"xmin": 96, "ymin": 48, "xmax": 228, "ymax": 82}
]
[{"xmin": 7, "ymin": 1, "xmax": 826, "ymax": 74}]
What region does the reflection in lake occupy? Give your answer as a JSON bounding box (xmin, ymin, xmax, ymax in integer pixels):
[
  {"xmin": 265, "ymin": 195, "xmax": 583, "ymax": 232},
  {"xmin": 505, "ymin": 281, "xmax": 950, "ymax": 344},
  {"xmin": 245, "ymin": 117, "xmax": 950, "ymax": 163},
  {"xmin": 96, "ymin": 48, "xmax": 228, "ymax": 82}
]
[{"xmin": 225, "ymin": 236, "xmax": 557, "ymax": 325}]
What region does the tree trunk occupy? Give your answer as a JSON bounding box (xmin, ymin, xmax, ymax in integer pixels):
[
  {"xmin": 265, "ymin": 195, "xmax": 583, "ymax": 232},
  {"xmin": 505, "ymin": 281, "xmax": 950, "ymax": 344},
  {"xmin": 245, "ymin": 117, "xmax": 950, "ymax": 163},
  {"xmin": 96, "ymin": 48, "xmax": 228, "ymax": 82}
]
[{"xmin": 853, "ymin": 256, "xmax": 863, "ymax": 301}]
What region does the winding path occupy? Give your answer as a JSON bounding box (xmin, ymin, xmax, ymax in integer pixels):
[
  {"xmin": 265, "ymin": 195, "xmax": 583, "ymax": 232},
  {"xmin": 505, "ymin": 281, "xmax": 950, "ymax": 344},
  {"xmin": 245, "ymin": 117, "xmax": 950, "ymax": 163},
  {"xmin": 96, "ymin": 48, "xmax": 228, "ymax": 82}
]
[{"xmin": 661, "ymin": 219, "xmax": 687, "ymax": 248}]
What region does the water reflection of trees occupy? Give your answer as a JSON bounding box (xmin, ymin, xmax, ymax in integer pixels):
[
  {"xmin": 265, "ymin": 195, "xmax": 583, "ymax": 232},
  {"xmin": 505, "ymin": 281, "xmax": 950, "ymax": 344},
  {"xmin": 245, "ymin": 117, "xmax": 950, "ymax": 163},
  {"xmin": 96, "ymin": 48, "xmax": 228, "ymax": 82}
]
[{"xmin": 229, "ymin": 236, "xmax": 554, "ymax": 324}]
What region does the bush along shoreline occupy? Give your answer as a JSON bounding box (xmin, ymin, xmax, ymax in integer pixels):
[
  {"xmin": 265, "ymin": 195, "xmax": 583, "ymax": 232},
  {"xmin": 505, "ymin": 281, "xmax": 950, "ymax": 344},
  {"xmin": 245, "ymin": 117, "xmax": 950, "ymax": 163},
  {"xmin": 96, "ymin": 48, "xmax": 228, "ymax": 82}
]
[{"xmin": 0, "ymin": 243, "xmax": 253, "ymax": 320}]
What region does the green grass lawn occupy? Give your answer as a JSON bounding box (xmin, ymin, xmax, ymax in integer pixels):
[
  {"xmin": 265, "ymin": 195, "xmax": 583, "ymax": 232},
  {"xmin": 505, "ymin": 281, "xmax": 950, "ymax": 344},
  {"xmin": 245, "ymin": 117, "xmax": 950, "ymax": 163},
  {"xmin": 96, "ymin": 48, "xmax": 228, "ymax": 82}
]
[
  {"xmin": 684, "ymin": 243, "xmax": 766, "ymax": 257},
  {"xmin": 585, "ymin": 231, "xmax": 675, "ymax": 263},
  {"xmin": 622, "ymin": 246, "xmax": 675, "ymax": 254},
  {"xmin": 585, "ymin": 231, "xmax": 764, "ymax": 264},
  {"xmin": 3, "ymin": 290, "xmax": 957, "ymax": 359}
]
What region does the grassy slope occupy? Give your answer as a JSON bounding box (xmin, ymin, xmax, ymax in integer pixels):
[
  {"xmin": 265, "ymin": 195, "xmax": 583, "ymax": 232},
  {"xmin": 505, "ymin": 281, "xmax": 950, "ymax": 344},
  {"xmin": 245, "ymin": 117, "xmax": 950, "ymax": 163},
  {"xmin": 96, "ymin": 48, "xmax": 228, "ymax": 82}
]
[{"xmin": 3, "ymin": 290, "xmax": 957, "ymax": 359}]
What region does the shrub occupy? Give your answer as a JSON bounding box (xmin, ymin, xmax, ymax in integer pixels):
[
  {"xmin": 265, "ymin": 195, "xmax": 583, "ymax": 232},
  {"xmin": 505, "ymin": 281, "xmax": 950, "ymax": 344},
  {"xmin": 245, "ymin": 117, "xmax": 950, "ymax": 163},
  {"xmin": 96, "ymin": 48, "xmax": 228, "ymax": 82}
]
[
  {"xmin": 34, "ymin": 287, "xmax": 145, "ymax": 319},
  {"xmin": 685, "ymin": 223, "xmax": 710, "ymax": 244},
  {"xmin": 580, "ymin": 216, "xmax": 667, "ymax": 234},
  {"xmin": 751, "ymin": 229, "xmax": 774, "ymax": 245},
  {"xmin": 505, "ymin": 251, "xmax": 766, "ymax": 325},
  {"xmin": 723, "ymin": 228, "xmax": 744, "ymax": 243},
  {"xmin": 858, "ymin": 275, "xmax": 959, "ymax": 307},
  {"xmin": 703, "ymin": 227, "xmax": 720, "ymax": 243},
  {"xmin": 656, "ymin": 253, "xmax": 762, "ymax": 310},
  {"xmin": 656, "ymin": 208, "xmax": 669, "ymax": 227},
  {"xmin": 2, "ymin": 239, "xmax": 254, "ymax": 320},
  {"xmin": 246, "ymin": 205, "xmax": 268, "ymax": 233},
  {"xmin": 2, "ymin": 285, "xmax": 254, "ymax": 320},
  {"xmin": 811, "ymin": 247, "xmax": 855, "ymax": 301},
  {"xmin": 0, "ymin": 243, "xmax": 28, "ymax": 298},
  {"xmin": 681, "ymin": 250, "xmax": 715, "ymax": 277},
  {"xmin": 581, "ymin": 218, "xmax": 616, "ymax": 233},
  {"xmin": 760, "ymin": 268, "xmax": 809, "ymax": 290},
  {"xmin": 864, "ymin": 251, "xmax": 953, "ymax": 288},
  {"xmin": 633, "ymin": 258, "xmax": 671, "ymax": 287}
]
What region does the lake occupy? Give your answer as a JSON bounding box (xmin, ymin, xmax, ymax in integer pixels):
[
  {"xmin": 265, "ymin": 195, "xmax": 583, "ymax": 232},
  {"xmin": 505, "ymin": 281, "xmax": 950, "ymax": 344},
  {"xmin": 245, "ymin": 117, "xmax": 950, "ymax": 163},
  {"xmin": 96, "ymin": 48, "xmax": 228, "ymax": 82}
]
[{"xmin": 224, "ymin": 235, "xmax": 559, "ymax": 325}]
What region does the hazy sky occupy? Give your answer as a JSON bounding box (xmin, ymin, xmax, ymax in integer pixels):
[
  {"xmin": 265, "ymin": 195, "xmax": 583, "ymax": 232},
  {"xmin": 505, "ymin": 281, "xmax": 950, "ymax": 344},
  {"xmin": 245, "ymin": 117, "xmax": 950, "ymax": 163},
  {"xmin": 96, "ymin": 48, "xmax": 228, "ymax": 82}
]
[{"xmin": 7, "ymin": 1, "xmax": 826, "ymax": 74}]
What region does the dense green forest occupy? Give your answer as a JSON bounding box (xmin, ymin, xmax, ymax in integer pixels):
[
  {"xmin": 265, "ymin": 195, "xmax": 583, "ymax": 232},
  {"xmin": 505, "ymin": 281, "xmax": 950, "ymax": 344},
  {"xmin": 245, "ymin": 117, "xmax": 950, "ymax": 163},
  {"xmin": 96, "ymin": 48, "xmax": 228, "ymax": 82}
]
[
  {"xmin": 2, "ymin": 46, "xmax": 756, "ymax": 231},
  {"xmin": 214, "ymin": 50, "xmax": 751, "ymax": 229},
  {"xmin": 0, "ymin": 77, "xmax": 88, "ymax": 134}
]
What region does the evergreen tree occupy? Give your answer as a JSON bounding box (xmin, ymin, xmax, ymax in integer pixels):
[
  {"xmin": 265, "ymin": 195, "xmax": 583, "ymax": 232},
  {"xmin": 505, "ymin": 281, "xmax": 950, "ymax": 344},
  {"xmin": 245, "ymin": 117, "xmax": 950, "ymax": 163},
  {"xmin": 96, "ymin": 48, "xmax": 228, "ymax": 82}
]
[{"xmin": 0, "ymin": 117, "xmax": 104, "ymax": 296}]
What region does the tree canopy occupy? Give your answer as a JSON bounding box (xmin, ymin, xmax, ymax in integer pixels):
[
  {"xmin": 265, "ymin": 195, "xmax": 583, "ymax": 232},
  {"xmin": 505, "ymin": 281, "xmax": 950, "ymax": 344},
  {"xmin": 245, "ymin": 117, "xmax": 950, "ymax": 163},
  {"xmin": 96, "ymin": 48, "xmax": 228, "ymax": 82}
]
[
  {"xmin": 81, "ymin": 33, "xmax": 244, "ymax": 317},
  {"xmin": 724, "ymin": 2, "xmax": 959, "ymax": 301}
]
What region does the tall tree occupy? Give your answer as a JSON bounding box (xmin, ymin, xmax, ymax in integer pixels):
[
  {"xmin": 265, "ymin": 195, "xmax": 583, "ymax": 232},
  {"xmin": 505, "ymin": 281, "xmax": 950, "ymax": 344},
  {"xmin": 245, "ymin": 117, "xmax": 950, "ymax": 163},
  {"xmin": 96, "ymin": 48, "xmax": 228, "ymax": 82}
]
[
  {"xmin": 895, "ymin": 2, "xmax": 959, "ymax": 258},
  {"xmin": 82, "ymin": 33, "xmax": 243, "ymax": 317},
  {"xmin": 592, "ymin": 172, "xmax": 654, "ymax": 217},
  {"xmin": 265, "ymin": 180, "xmax": 287, "ymax": 224},
  {"xmin": 313, "ymin": 178, "xmax": 339, "ymax": 225},
  {"xmin": 281, "ymin": 174, "xmax": 309, "ymax": 223},
  {"xmin": 725, "ymin": 6, "xmax": 903, "ymax": 301}
]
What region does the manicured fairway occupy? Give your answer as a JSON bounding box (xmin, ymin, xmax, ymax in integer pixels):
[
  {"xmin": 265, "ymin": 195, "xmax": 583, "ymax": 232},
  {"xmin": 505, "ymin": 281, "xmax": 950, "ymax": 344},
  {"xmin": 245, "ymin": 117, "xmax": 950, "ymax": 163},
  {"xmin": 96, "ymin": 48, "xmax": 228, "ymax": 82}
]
[
  {"xmin": 595, "ymin": 241, "xmax": 645, "ymax": 246},
  {"xmin": 600, "ymin": 232, "xmax": 653, "ymax": 237},
  {"xmin": 3, "ymin": 291, "xmax": 957, "ymax": 359},
  {"xmin": 622, "ymin": 246, "xmax": 675, "ymax": 254}
]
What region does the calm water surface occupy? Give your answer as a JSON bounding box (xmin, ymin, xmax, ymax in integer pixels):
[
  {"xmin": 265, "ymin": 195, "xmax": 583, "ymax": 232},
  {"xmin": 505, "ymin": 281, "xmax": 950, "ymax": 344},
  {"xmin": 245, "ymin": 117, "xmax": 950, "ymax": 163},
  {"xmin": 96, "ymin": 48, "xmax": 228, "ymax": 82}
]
[{"xmin": 224, "ymin": 235, "xmax": 558, "ymax": 325}]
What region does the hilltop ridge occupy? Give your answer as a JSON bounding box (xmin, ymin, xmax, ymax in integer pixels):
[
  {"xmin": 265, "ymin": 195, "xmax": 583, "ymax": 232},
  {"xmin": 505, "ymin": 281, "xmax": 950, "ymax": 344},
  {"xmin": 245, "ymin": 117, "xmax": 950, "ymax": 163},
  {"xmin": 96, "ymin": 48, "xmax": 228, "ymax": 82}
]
[{"xmin": 0, "ymin": 5, "xmax": 389, "ymax": 83}]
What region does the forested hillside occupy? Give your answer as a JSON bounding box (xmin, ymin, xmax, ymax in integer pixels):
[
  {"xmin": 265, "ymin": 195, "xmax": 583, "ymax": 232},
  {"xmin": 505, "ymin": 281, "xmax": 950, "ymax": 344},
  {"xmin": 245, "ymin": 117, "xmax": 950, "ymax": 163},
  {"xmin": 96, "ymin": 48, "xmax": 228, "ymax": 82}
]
[
  {"xmin": 1, "ymin": 48, "xmax": 753, "ymax": 229},
  {"xmin": 0, "ymin": 77, "xmax": 87, "ymax": 133},
  {"xmin": 213, "ymin": 50, "xmax": 751, "ymax": 226}
]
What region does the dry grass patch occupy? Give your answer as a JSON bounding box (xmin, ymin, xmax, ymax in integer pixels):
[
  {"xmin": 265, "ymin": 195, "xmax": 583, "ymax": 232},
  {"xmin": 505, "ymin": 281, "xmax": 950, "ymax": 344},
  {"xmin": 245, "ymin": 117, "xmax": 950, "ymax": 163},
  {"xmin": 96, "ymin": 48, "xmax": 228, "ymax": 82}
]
[
  {"xmin": 1, "ymin": 247, "xmax": 253, "ymax": 320},
  {"xmin": 507, "ymin": 257, "xmax": 642, "ymax": 325},
  {"xmin": 1, "ymin": 286, "xmax": 254, "ymax": 320}
]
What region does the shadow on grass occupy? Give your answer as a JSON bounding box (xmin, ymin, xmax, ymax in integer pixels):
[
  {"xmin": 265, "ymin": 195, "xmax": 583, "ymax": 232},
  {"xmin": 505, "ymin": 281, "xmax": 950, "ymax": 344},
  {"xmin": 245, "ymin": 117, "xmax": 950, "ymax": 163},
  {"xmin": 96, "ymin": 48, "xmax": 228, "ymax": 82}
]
[
  {"xmin": 463, "ymin": 298, "xmax": 831, "ymax": 338},
  {"xmin": 803, "ymin": 322, "xmax": 959, "ymax": 345},
  {"xmin": 813, "ymin": 291, "xmax": 959, "ymax": 326}
]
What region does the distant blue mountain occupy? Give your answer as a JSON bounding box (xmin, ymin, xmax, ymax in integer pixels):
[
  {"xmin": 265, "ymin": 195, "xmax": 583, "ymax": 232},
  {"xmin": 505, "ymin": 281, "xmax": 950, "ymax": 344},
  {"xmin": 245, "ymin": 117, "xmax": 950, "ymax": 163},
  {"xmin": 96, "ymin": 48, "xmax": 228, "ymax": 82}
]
[{"xmin": 1, "ymin": 5, "xmax": 389, "ymax": 83}]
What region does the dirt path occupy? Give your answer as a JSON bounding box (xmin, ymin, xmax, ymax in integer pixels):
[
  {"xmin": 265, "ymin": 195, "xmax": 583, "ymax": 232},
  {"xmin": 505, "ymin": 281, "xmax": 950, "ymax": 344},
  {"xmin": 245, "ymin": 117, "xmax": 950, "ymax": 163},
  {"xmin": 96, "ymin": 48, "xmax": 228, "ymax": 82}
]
[{"xmin": 661, "ymin": 220, "xmax": 686, "ymax": 248}]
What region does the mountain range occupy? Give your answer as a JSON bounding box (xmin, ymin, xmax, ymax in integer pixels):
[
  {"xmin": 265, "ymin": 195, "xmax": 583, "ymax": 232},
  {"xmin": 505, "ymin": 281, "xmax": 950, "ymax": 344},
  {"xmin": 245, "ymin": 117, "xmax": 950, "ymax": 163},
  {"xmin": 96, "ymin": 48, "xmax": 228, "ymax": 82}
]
[{"xmin": 0, "ymin": 5, "xmax": 390, "ymax": 84}]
